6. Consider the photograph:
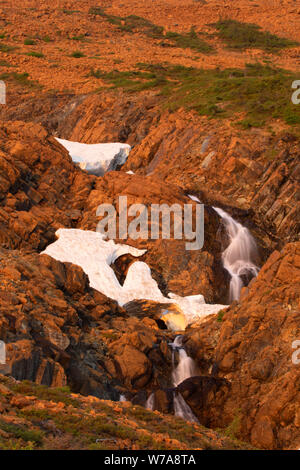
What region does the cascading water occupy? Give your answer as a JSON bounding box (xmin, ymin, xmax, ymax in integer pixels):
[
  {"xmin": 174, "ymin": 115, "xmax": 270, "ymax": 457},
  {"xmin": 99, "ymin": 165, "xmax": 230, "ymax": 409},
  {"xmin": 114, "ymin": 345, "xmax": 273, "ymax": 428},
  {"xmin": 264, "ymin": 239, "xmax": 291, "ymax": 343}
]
[
  {"xmin": 170, "ymin": 336, "xmax": 199, "ymax": 424},
  {"xmin": 143, "ymin": 206, "xmax": 259, "ymax": 423},
  {"xmin": 173, "ymin": 393, "xmax": 199, "ymax": 423},
  {"xmin": 145, "ymin": 393, "xmax": 155, "ymax": 411},
  {"xmin": 213, "ymin": 207, "xmax": 259, "ymax": 302},
  {"xmin": 171, "ymin": 336, "xmax": 198, "ymax": 387}
]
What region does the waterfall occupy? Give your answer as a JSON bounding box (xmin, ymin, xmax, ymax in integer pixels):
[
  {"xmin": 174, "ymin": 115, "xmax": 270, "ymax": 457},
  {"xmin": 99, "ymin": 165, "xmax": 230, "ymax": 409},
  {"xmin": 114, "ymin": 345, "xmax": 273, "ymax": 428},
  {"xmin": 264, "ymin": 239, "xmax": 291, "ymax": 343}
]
[
  {"xmin": 171, "ymin": 336, "xmax": 198, "ymax": 387},
  {"xmin": 143, "ymin": 336, "xmax": 199, "ymax": 423},
  {"xmin": 173, "ymin": 393, "xmax": 199, "ymax": 424},
  {"xmin": 169, "ymin": 335, "xmax": 183, "ymax": 367},
  {"xmin": 214, "ymin": 207, "xmax": 259, "ymax": 302},
  {"xmin": 170, "ymin": 335, "xmax": 199, "ymax": 423},
  {"xmin": 145, "ymin": 392, "xmax": 155, "ymax": 410}
]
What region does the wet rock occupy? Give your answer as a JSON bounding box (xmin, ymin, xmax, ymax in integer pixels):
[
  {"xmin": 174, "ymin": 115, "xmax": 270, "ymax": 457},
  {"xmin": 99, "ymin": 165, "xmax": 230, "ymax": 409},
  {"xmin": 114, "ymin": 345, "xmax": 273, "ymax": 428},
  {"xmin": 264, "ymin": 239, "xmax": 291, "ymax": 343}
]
[
  {"xmin": 177, "ymin": 375, "xmax": 230, "ymax": 426},
  {"xmin": 210, "ymin": 242, "xmax": 300, "ymax": 448}
]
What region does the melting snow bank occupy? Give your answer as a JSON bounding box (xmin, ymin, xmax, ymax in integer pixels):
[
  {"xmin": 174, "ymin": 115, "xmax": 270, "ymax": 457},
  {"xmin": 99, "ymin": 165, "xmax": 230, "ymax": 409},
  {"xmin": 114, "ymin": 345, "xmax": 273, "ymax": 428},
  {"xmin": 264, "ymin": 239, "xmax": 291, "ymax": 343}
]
[
  {"xmin": 42, "ymin": 229, "xmax": 227, "ymax": 328},
  {"xmin": 55, "ymin": 138, "xmax": 131, "ymax": 176}
]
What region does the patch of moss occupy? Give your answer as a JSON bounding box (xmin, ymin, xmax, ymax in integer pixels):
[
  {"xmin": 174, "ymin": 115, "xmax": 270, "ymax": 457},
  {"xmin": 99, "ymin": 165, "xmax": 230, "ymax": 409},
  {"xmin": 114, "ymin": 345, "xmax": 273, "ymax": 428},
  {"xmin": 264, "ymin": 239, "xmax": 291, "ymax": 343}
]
[
  {"xmin": 0, "ymin": 42, "xmax": 16, "ymax": 52},
  {"xmin": 0, "ymin": 59, "xmax": 14, "ymax": 67},
  {"xmin": 70, "ymin": 35, "xmax": 86, "ymax": 42},
  {"xmin": 165, "ymin": 27, "xmax": 213, "ymax": 54},
  {"xmin": 223, "ymin": 410, "xmax": 244, "ymax": 444},
  {"xmin": 118, "ymin": 15, "xmax": 164, "ymax": 39},
  {"xmin": 71, "ymin": 50, "xmax": 85, "ymax": 58},
  {"xmin": 61, "ymin": 9, "xmax": 79, "ymax": 15},
  {"xmin": 42, "ymin": 35, "xmax": 52, "ymax": 43},
  {"xmin": 213, "ymin": 19, "xmax": 298, "ymax": 52},
  {"xmin": 90, "ymin": 67, "xmax": 167, "ymax": 92},
  {"xmin": 11, "ymin": 382, "xmax": 80, "ymax": 407},
  {"xmin": 263, "ymin": 148, "xmax": 279, "ymax": 161},
  {"xmin": 0, "ymin": 438, "xmax": 35, "ymax": 450},
  {"xmin": 94, "ymin": 62, "xmax": 300, "ymax": 129},
  {"xmin": 24, "ymin": 38, "xmax": 36, "ymax": 45},
  {"xmin": 89, "ymin": 7, "xmax": 212, "ymax": 52},
  {"xmin": 217, "ymin": 310, "xmax": 225, "ymax": 322},
  {"xmin": 19, "ymin": 408, "xmax": 53, "ymax": 421},
  {"xmin": 0, "ymin": 419, "xmax": 44, "ymax": 446},
  {"xmin": 89, "ymin": 7, "xmax": 123, "ymax": 26},
  {"xmin": 25, "ymin": 51, "xmax": 44, "ymax": 58},
  {"xmin": 0, "ymin": 71, "xmax": 41, "ymax": 88}
]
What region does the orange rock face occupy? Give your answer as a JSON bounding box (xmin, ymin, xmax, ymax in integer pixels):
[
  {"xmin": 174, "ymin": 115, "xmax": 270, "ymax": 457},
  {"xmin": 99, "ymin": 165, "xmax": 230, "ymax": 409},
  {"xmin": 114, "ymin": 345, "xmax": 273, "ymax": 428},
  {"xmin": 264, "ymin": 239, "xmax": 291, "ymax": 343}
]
[
  {"xmin": 215, "ymin": 242, "xmax": 300, "ymax": 449},
  {"xmin": 185, "ymin": 242, "xmax": 300, "ymax": 449}
]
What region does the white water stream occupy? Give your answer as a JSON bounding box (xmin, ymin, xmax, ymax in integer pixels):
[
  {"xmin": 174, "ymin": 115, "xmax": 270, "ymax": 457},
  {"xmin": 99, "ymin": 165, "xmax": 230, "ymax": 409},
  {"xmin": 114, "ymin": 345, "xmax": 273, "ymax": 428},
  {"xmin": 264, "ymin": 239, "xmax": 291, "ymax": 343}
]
[
  {"xmin": 213, "ymin": 207, "xmax": 259, "ymax": 301},
  {"xmin": 145, "ymin": 393, "xmax": 155, "ymax": 410},
  {"xmin": 170, "ymin": 336, "xmax": 199, "ymax": 424},
  {"xmin": 145, "ymin": 336, "xmax": 199, "ymax": 423},
  {"xmin": 171, "ymin": 336, "xmax": 197, "ymax": 387}
]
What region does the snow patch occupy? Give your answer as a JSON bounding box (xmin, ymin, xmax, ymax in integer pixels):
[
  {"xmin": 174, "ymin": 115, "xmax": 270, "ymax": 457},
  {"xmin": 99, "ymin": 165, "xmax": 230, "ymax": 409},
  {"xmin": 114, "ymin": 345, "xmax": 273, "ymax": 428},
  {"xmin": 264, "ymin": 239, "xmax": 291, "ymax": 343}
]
[
  {"xmin": 56, "ymin": 138, "xmax": 131, "ymax": 176},
  {"xmin": 187, "ymin": 194, "xmax": 201, "ymax": 203},
  {"xmin": 42, "ymin": 229, "xmax": 227, "ymax": 326}
]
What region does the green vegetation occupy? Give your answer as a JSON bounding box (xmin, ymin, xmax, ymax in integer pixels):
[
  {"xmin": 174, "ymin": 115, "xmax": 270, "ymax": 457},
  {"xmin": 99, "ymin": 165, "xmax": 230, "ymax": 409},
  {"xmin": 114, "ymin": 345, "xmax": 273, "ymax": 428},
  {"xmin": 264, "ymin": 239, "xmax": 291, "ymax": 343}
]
[
  {"xmin": 214, "ymin": 19, "xmax": 298, "ymax": 52},
  {"xmin": 0, "ymin": 59, "xmax": 14, "ymax": 67},
  {"xmin": 119, "ymin": 14, "xmax": 164, "ymax": 38},
  {"xmin": 89, "ymin": 8, "xmax": 164, "ymax": 38},
  {"xmin": 24, "ymin": 38, "xmax": 36, "ymax": 45},
  {"xmin": 100, "ymin": 331, "xmax": 120, "ymax": 340},
  {"xmin": 0, "ymin": 71, "xmax": 40, "ymax": 88},
  {"xmin": 90, "ymin": 67, "xmax": 167, "ymax": 92},
  {"xmin": 0, "ymin": 376, "xmax": 254, "ymax": 450},
  {"xmin": 26, "ymin": 51, "xmax": 44, "ymax": 58},
  {"xmin": 165, "ymin": 28, "xmax": 213, "ymax": 54},
  {"xmin": 89, "ymin": 7, "xmax": 123, "ymax": 26},
  {"xmin": 42, "ymin": 35, "xmax": 52, "ymax": 43},
  {"xmin": 71, "ymin": 50, "xmax": 85, "ymax": 58},
  {"xmin": 0, "ymin": 419, "xmax": 44, "ymax": 448},
  {"xmin": 264, "ymin": 147, "xmax": 279, "ymax": 161},
  {"xmin": 224, "ymin": 411, "xmax": 242, "ymax": 440},
  {"xmin": 18, "ymin": 401, "xmax": 249, "ymax": 450},
  {"xmin": 217, "ymin": 310, "xmax": 225, "ymax": 322},
  {"xmin": 88, "ymin": 7, "xmax": 213, "ymax": 53},
  {"xmin": 71, "ymin": 34, "xmax": 86, "ymax": 41},
  {"xmin": 61, "ymin": 9, "xmax": 79, "ymax": 15},
  {"xmin": 93, "ymin": 62, "xmax": 300, "ymax": 128},
  {"xmin": 11, "ymin": 382, "xmax": 79, "ymax": 407},
  {"xmin": 0, "ymin": 42, "xmax": 15, "ymax": 52}
]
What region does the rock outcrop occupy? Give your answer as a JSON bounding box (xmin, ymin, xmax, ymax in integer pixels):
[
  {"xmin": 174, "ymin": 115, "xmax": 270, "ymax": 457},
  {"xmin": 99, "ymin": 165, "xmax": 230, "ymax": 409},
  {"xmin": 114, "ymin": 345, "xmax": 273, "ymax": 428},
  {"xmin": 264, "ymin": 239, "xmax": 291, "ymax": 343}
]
[
  {"xmin": 185, "ymin": 242, "xmax": 300, "ymax": 449},
  {"xmin": 0, "ymin": 120, "xmax": 92, "ymax": 251},
  {"xmin": 0, "ymin": 245, "xmax": 181, "ymax": 399}
]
